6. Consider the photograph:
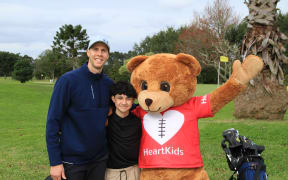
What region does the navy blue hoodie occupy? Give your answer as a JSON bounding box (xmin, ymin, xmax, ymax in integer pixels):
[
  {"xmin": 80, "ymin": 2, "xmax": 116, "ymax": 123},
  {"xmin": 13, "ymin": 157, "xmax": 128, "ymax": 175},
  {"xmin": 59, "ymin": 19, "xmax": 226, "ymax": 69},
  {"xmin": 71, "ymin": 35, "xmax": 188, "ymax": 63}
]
[{"xmin": 46, "ymin": 63, "xmax": 113, "ymax": 166}]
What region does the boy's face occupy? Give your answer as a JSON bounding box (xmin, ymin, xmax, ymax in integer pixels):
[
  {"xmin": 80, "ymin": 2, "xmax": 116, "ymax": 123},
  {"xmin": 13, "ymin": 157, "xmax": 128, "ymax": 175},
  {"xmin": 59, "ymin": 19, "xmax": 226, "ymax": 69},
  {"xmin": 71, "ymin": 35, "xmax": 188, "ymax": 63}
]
[{"xmin": 112, "ymin": 94, "xmax": 134, "ymax": 115}]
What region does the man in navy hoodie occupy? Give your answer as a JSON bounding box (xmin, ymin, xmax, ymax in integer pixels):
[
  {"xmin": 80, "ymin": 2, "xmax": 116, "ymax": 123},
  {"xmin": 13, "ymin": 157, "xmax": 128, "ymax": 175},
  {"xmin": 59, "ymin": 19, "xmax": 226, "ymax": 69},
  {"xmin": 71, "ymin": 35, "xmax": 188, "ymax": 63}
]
[{"xmin": 46, "ymin": 39, "xmax": 113, "ymax": 180}]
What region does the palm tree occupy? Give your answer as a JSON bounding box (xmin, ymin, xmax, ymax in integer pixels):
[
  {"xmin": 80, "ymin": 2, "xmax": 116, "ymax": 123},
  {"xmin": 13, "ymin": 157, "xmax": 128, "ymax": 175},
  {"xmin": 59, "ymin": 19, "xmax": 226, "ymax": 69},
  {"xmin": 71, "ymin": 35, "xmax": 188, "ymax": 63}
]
[{"xmin": 234, "ymin": 0, "xmax": 288, "ymax": 120}]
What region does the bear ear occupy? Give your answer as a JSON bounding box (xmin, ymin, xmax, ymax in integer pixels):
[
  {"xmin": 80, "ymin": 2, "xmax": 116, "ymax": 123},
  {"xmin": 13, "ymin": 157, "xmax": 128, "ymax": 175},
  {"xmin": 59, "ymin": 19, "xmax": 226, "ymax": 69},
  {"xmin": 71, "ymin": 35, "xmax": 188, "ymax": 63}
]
[
  {"xmin": 126, "ymin": 55, "xmax": 148, "ymax": 72},
  {"xmin": 176, "ymin": 53, "xmax": 201, "ymax": 76}
]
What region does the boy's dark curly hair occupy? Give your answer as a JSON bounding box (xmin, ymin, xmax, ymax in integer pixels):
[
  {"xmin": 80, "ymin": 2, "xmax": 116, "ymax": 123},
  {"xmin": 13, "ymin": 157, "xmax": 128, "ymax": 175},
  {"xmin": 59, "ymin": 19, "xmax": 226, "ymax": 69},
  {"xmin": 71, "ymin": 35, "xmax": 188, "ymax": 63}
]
[{"xmin": 110, "ymin": 81, "xmax": 137, "ymax": 98}]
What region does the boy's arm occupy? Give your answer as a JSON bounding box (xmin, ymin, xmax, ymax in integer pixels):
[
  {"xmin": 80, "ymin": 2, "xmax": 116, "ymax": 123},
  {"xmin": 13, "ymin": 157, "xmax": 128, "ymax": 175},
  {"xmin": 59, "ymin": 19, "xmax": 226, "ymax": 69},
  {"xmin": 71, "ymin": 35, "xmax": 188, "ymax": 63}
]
[{"xmin": 105, "ymin": 107, "xmax": 113, "ymax": 127}]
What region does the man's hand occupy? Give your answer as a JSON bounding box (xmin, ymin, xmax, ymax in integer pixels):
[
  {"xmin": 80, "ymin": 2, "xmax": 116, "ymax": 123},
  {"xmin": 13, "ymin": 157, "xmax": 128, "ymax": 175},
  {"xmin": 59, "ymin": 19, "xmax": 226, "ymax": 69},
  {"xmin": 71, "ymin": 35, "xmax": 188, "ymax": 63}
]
[{"xmin": 50, "ymin": 164, "xmax": 67, "ymax": 180}]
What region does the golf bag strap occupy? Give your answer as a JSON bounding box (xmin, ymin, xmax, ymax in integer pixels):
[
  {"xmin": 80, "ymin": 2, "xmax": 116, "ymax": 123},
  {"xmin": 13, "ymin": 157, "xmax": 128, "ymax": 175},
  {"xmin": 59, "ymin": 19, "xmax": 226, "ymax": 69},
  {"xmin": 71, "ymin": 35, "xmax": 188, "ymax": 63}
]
[
  {"xmin": 229, "ymin": 158, "xmax": 244, "ymax": 180},
  {"xmin": 229, "ymin": 170, "xmax": 237, "ymax": 180},
  {"xmin": 253, "ymin": 159, "xmax": 266, "ymax": 180}
]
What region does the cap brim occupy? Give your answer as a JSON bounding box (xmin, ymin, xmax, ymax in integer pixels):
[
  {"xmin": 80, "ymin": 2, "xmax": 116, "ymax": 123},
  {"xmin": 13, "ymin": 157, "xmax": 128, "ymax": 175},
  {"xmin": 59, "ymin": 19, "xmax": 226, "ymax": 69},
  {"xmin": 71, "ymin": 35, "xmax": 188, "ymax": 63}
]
[{"xmin": 89, "ymin": 41, "xmax": 110, "ymax": 51}]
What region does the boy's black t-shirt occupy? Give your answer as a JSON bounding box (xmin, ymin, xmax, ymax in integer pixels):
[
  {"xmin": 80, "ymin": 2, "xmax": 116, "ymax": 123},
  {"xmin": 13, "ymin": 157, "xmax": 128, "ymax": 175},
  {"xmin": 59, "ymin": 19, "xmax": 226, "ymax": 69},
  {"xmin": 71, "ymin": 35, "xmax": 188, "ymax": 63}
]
[{"xmin": 107, "ymin": 111, "xmax": 142, "ymax": 169}]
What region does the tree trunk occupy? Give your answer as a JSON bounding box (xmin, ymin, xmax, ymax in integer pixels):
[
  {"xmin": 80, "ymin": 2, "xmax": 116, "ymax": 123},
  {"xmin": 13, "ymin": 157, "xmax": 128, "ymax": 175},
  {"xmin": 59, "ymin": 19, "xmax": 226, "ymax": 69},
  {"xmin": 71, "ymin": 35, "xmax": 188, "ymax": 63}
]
[
  {"xmin": 234, "ymin": 72, "xmax": 288, "ymax": 120},
  {"xmin": 234, "ymin": 0, "xmax": 288, "ymax": 120}
]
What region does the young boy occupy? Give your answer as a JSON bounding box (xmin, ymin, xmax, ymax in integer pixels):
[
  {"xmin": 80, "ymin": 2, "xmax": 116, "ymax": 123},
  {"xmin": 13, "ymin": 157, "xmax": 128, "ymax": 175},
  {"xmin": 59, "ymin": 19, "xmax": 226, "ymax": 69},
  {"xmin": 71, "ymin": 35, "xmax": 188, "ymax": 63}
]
[{"xmin": 105, "ymin": 81, "xmax": 141, "ymax": 180}]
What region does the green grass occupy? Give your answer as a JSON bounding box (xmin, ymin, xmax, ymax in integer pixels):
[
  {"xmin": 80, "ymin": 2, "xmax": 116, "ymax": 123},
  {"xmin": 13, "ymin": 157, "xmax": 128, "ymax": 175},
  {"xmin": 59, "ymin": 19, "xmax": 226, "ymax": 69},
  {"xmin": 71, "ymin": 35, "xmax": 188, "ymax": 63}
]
[
  {"xmin": 0, "ymin": 78, "xmax": 53, "ymax": 179},
  {"xmin": 0, "ymin": 78, "xmax": 287, "ymax": 179}
]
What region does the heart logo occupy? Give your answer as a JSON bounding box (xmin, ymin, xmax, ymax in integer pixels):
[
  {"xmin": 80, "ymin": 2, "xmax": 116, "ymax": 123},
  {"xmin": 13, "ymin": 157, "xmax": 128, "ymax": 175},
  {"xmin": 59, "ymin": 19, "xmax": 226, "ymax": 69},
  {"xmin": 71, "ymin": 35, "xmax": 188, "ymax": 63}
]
[{"xmin": 143, "ymin": 110, "xmax": 184, "ymax": 145}]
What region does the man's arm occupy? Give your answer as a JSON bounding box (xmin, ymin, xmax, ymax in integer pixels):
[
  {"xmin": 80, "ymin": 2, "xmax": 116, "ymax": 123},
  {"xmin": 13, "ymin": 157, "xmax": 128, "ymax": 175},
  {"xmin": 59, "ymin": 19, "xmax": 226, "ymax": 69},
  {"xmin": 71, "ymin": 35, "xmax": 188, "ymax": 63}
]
[{"xmin": 46, "ymin": 77, "xmax": 71, "ymax": 166}]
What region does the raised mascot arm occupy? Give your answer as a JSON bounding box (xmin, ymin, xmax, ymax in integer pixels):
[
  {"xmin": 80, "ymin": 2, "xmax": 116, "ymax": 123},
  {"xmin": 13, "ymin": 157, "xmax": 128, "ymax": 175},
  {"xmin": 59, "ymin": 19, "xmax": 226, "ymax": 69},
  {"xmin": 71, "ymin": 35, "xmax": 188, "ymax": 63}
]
[{"xmin": 210, "ymin": 55, "xmax": 264, "ymax": 114}]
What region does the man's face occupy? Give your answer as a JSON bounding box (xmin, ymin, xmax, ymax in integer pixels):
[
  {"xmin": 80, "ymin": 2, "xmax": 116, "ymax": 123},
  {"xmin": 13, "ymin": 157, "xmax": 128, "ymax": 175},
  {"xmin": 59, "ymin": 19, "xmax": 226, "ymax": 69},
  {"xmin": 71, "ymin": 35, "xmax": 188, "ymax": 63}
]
[
  {"xmin": 87, "ymin": 43, "xmax": 109, "ymax": 73},
  {"xmin": 112, "ymin": 94, "xmax": 134, "ymax": 115}
]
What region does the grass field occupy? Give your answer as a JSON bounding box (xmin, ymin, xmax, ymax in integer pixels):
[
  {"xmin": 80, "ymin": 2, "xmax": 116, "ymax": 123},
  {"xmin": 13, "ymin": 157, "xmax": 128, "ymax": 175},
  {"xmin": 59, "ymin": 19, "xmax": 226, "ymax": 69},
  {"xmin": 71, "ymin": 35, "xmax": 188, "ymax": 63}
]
[{"xmin": 0, "ymin": 78, "xmax": 287, "ymax": 179}]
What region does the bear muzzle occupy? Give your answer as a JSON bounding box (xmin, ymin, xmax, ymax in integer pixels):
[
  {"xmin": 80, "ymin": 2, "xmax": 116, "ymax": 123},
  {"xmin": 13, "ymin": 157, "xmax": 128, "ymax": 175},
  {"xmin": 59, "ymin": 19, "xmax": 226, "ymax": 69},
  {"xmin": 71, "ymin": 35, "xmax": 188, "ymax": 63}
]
[{"xmin": 138, "ymin": 91, "xmax": 174, "ymax": 113}]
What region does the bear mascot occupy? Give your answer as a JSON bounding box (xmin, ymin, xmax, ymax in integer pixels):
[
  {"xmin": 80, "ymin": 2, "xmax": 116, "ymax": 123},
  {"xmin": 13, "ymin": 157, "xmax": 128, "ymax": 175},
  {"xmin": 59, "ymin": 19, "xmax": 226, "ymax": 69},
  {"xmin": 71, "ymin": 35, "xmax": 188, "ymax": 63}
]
[{"xmin": 127, "ymin": 53, "xmax": 264, "ymax": 180}]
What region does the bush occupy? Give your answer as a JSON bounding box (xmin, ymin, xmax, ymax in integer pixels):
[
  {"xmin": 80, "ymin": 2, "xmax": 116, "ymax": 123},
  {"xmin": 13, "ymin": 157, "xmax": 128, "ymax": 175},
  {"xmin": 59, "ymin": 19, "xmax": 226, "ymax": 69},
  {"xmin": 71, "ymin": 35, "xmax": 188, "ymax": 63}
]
[
  {"xmin": 12, "ymin": 58, "xmax": 33, "ymax": 83},
  {"xmin": 198, "ymin": 66, "xmax": 218, "ymax": 84}
]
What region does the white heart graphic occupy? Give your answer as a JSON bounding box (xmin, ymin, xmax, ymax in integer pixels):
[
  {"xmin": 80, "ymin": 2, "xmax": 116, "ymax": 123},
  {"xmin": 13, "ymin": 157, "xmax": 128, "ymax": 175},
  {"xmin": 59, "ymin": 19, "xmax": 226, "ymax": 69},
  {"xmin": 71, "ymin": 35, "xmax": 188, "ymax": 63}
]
[{"xmin": 143, "ymin": 110, "xmax": 184, "ymax": 145}]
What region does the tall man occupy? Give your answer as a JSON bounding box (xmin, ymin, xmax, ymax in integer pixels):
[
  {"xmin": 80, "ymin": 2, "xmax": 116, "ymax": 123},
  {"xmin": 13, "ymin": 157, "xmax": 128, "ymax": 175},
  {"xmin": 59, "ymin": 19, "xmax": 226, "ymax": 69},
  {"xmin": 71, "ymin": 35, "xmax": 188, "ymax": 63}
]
[{"xmin": 46, "ymin": 39, "xmax": 113, "ymax": 180}]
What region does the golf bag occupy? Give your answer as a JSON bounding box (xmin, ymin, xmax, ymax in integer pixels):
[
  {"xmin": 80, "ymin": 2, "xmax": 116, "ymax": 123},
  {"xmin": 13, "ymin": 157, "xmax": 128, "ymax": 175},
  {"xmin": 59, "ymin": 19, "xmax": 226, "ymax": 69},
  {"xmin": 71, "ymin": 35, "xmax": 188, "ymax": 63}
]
[{"xmin": 221, "ymin": 128, "xmax": 268, "ymax": 180}]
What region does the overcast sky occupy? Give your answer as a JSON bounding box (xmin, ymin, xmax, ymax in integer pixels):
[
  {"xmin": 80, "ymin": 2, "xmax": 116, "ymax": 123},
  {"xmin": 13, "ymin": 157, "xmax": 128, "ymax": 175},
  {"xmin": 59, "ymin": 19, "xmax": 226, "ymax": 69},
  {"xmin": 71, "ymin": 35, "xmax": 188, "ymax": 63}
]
[{"xmin": 0, "ymin": 0, "xmax": 287, "ymax": 59}]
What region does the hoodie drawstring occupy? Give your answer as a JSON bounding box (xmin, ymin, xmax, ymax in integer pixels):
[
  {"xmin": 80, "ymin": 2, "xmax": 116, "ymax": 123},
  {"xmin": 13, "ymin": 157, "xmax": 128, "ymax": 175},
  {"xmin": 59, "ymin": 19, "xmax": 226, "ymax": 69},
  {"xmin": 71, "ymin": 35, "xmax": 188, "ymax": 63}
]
[{"xmin": 91, "ymin": 85, "xmax": 95, "ymax": 99}]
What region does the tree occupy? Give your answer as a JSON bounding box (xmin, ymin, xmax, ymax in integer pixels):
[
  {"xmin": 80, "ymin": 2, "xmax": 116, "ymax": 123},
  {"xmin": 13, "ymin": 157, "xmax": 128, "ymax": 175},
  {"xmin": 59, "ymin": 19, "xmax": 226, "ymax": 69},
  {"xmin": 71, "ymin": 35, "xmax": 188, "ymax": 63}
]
[
  {"xmin": 277, "ymin": 12, "xmax": 288, "ymax": 84},
  {"xmin": 104, "ymin": 58, "xmax": 121, "ymax": 81},
  {"xmin": 118, "ymin": 59, "xmax": 132, "ymax": 82},
  {"xmin": 195, "ymin": 0, "xmax": 239, "ymax": 39},
  {"xmin": 109, "ymin": 51, "xmax": 127, "ymax": 66},
  {"xmin": 116, "ymin": 52, "xmax": 155, "ymax": 82},
  {"xmin": 234, "ymin": 0, "xmax": 288, "ymax": 120},
  {"xmin": 34, "ymin": 50, "xmax": 73, "ymax": 80},
  {"xmin": 0, "ymin": 51, "xmax": 21, "ymax": 77},
  {"xmin": 177, "ymin": 0, "xmax": 240, "ymax": 83},
  {"xmin": 52, "ymin": 24, "xmax": 89, "ymax": 70},
  {"xmin": 225, "ymin": 21, "xmax": 248, "ymax": 46},
  {"xmin": 197, "ymin": 66, "xmax": 218, "ymax": 84},
  {"xmin": 12, "ymin": 56, "xmax": 33, "ymax": 83},
  {"xmin": 34, "ymin": 50, "xmax": 57, "ymax": 80},
  {"xmin": 277, "ymin": 12, "xmax": 288, "ymax": 41},
  {"xmin": 103, "ymin": 51, "xmax": 126, "ymax": 81},
  {"xmin": 133, "ymin": 27, "xmax": 182, "ymax": 55}
]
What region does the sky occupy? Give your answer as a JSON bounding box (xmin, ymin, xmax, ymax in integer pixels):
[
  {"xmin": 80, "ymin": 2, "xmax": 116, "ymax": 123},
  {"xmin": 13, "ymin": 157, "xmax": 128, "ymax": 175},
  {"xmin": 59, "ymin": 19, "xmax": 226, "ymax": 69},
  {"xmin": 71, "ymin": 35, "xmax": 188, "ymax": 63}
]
[{"xmin": 0, "ymin": 0, "xmax": 287, "ymax": 59}]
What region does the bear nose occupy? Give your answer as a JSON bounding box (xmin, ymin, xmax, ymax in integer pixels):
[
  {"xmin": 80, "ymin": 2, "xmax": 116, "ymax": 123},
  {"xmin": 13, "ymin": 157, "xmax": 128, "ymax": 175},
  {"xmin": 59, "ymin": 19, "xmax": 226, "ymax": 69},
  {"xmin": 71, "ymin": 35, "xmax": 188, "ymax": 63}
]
[{"xmin": 145, "ymin": 98, "xmax": 153, "ymax": 107}]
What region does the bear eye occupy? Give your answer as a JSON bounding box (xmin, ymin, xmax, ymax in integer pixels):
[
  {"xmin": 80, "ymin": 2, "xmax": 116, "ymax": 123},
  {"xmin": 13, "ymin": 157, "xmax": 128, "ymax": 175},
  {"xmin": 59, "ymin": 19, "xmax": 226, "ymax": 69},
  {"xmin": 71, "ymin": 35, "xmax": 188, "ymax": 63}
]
[
  {"xmin": 160, "ymin": 81, "xmax": 170, "ymax": 92},
  {"xmin": 141, "ymin": 80, "xmax": 148, "ymax": 90}
]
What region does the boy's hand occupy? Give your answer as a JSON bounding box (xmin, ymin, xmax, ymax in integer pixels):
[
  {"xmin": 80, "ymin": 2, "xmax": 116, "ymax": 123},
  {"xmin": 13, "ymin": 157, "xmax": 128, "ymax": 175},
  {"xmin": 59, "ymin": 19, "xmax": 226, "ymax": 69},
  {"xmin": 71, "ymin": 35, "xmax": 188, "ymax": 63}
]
[
  {"xmin": 50, "ymin": 164, "xmax": 67, "ymax": 180},
  {"xmin": 108, "ymin": 107, "xmax": 113, "ymax": 116}
]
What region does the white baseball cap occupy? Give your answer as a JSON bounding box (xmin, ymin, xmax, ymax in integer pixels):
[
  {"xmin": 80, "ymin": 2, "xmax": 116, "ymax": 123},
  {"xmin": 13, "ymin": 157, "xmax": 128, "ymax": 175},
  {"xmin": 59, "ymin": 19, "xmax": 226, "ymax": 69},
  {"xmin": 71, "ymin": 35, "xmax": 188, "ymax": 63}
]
[{"xmin": 88, "ymin": 39, "xmax": 110, "ymax": 52}]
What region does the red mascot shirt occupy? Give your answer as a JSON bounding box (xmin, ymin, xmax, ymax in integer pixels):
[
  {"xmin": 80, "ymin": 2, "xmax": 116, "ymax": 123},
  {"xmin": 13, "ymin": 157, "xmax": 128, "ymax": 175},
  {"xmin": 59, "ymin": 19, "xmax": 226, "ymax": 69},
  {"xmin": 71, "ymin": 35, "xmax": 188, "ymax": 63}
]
[{"xmin": 132, "ymin": 94, "xmax": 214, "ymax": 168}]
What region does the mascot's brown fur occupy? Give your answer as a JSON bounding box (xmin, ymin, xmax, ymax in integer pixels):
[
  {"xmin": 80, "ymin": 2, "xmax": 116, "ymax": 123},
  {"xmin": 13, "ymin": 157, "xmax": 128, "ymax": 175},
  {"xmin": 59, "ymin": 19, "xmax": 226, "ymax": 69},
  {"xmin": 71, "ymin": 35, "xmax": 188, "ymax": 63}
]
[{"xmin": 127, "ymin": 53, "xmax": 264, "ymax": 180}]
